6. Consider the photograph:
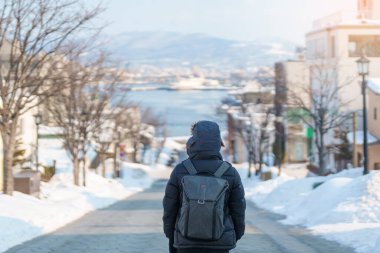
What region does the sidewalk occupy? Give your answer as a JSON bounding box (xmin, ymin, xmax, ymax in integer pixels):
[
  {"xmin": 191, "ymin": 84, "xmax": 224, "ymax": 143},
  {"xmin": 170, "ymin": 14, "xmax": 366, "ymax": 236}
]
[{"xmin": 4, "ymin": 180, "xmax": 355, "ymax": 253}]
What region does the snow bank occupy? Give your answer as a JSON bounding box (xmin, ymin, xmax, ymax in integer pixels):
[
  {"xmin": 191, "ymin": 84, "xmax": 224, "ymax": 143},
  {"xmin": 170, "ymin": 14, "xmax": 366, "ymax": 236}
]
[
  {"xmin": 368, "ymin": 78, "xmax": 380, "ymax": 95},
  {"xmin": 0, "ymin": 170, "xmax": 152, "ymax": 252},
  {"xmin": 244, "ymin": 174, "xmax": 293, "ymax": 205},
  {"xmin": 245, "ymin": 168, "xmax": 380, "ymax": 253}
]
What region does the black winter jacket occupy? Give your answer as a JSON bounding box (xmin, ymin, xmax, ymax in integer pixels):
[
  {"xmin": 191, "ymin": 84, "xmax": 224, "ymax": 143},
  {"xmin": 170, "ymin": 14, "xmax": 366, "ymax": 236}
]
[
  {"xmin": 162, "ymin": 155, "xmax": 246, "ymax": 251},
  {"xmin": 163, "ymin": 121, "xmax": 246, "ymax": 252}
]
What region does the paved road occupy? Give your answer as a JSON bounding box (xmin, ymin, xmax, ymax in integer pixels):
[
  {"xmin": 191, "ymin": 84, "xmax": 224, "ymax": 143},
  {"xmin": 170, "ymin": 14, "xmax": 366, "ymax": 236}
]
[{"xmin": 5, "ymin": 180, "xmax": 356, "ymax": 253}]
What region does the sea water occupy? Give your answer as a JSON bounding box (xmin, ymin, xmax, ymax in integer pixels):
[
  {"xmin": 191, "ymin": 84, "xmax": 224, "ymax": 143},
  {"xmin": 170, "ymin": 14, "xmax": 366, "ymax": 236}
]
[{"xmin": 118, "ymin": 87, "xmax": 228, "ymax": 137}]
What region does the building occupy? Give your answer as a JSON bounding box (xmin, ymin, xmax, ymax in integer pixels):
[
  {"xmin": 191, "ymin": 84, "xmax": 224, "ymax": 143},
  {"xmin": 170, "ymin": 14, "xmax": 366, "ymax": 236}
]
[
  {"xmin": 16, "ymin": 108, "xmax": 40, "ymax": 169},
  {"xmin": 306, "ymin": 0, "xmax": 380, "ymax": 112},
  {"xmin": 274, "ymin": 59, "xmax": 310, "ymax": 163},
  {"xmin": 305, "ymin": 0, "xmax": 380, "ymax": 169},
  {"xmin": 238, "ymin": 80, "xmax": 273, "ymax": 105},
  {"xmin": 227, "ymin": 102, "xmax": 275, "ymax": 165},
  {"xmin": 350, "ymin": 79, "xmax": 380, "ymax": 170}
]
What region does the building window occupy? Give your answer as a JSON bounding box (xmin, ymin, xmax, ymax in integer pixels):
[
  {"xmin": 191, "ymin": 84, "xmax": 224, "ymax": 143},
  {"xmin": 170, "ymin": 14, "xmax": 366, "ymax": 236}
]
[
  {"xmin": 375, "ymin": 107, "xmax": 378, "ymax": 120},
  {"xmin": 349, "ymin": 35, "xmax": 380, "ymax": 57},
  {"xmin": 375, "ymin": 163, "xmax": 380, "ymax": 170}
]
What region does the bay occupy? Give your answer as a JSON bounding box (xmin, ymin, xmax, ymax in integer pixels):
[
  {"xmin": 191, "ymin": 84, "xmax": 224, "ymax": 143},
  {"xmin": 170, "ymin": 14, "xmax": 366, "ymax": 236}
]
[{"xmin": 120, "ymin": 88, "xmax": 228, "ymax": 137}]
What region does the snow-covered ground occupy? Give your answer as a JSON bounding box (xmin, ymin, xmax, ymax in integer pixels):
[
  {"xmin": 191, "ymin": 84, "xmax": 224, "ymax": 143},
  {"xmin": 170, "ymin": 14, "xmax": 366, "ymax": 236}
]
[
  {"xmin": 0, "ymin": 131, "xmax": 179, "ymax": 252},
  {"xmin": 243, "ymin": 167, "xmax": 380, "ymax": 253},
  {"xmin": 0, "ymin": 166, "xmax": 153, "ymax": 252}
]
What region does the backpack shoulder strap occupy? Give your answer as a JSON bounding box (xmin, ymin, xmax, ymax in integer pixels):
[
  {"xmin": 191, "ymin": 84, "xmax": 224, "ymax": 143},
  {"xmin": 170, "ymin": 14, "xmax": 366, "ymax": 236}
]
[
  {"xmin": 214, "ymin": 162, "xmax": 231, "ymax": 178},
  {"xmin": 182, "ymin": 159, "xmax": 197, "ymax": 175}
]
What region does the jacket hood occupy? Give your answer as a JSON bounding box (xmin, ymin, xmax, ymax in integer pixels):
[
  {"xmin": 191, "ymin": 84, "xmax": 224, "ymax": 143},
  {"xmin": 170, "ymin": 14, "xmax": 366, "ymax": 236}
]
[{"xmin": 186, "ymin": 120, "xmax": 224, "ymax": 160}]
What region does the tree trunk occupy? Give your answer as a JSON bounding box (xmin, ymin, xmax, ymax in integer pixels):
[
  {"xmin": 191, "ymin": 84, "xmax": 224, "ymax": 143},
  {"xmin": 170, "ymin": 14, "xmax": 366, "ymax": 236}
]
[
  {"xmin": 82, "ymin": 158, "xmax": 86, "ymax": 187},
  {"xmin": 113, "ymin": 143, "xmax": 118, "ymax": 178},
  {"xmin": 256, "ymin": 151, "xmax": 264, "ymax": 176},
  {"xmin": 101, "ymin": 153, "xmax": 106, "ymax": 178},
  {"xmin": 132, "ymin": 141, "xmax": 139, "ymax": 163},
  {"xmin": 73, "ymin": 157, "xmax": 80, "ymax": 186},
  {"xmin": 2, "ymin": 122, "xmax": 18, "ymax": 195},
  {"xmin": 247, "ymin": 151, "xmax": 252, "ymax": 178},
  {"xmin": 318, "ymin": 133, "xmax": 326, "ymax": 174}
]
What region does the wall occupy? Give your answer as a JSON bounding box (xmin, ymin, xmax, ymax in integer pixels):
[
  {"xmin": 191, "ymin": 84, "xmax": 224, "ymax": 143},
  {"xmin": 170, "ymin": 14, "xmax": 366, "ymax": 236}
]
[
  {"xmin": 306, "ymin": 25, "xmax": 380, "ymax": 112},
  {"xmin": 368, "ymin": 89, "xmax": 380, "ymax": 138},
  {"xmin": 356, "ymin": 143, "xmax": 380, "ymax": 170},
  {"xmin": 17, "ymin": 107, "xmax": 39, "ymax": 163}
]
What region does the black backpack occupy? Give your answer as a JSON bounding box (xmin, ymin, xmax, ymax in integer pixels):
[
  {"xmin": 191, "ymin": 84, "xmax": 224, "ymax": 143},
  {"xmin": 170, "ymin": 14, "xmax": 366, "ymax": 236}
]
[{"xmin": 177, "ymin": 159, "xmax": 230, "ymax": 241}]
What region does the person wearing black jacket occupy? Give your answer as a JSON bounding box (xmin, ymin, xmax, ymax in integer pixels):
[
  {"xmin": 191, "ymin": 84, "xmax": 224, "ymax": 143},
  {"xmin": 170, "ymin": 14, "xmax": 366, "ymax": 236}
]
[{"xmin": 163, "ymin": 121, "xmax": 246, "ymax": 253}]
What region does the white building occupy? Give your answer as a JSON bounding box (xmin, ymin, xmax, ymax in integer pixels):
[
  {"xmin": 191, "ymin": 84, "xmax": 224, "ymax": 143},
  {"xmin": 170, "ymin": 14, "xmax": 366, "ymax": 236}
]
[
  {"xmin": 17, "ymin": 108, "xmax": 39, "ymax": 164},
  {"xmin": 306, "ymin": 0, "xmax": 380, "ymax": 111},
  {"xmin": 305, "ymin": 0, "xmax": 380, "ymax": 169}
]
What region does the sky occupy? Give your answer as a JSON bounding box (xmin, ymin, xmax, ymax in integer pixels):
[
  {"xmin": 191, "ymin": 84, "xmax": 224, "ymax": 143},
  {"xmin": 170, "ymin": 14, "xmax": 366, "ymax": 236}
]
[{"xmin": 100, "ymin": 0, "xmax": 357, "ymax": 44}]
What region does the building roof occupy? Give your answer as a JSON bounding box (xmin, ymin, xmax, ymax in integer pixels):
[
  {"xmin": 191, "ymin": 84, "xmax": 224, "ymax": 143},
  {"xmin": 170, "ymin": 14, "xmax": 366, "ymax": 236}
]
[
  {"xmin": 307, "ymin": 11, "xmax": 380, "ymax": 36},
  {"xmin": 368, "ymin": 78, "xmax": 380, "ymax": 95},
  {"xmin": 242, "ymin": 80, "xmax": 261, "ymax": 93},
  {"xmin": 347, "ymin": 131, "xmax": 380, "ymax": 145}
]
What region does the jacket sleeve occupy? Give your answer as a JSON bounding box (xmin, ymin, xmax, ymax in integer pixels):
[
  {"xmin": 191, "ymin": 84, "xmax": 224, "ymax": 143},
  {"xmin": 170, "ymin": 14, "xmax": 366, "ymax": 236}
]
[
  {"xmin": 228, "ymin": 169, "xmax": 246, "ymax": 241},
  {"xmin": 162, "ymin": 167, "xmax": 180, "ymax": 239}
]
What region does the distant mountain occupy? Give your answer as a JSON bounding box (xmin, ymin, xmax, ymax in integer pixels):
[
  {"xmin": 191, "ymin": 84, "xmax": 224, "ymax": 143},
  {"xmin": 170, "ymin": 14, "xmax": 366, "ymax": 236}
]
[{"xmin": 105, "ymin": 31, "xmax": 298, "ymax": 69}]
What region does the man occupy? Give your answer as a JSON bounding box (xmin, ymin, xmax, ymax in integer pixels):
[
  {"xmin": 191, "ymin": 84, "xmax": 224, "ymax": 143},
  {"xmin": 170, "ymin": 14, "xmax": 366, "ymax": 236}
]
[{"xmin": 163, "ymin": 120, "xmax": 246, "ymax": 253}]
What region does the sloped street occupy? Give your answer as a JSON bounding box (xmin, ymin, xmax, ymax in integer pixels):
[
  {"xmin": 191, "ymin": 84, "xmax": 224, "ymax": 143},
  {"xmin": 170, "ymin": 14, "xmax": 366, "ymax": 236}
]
[{"xmin": 4, "ymin": 180, "xmax": 355, "ymax": 253}]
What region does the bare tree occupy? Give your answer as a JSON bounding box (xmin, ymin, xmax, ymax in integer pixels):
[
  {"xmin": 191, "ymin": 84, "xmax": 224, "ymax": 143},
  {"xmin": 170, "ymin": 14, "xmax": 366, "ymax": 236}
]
[
  {"xmin": 0, "ymin": 0, "xmax": 103, "ymax": 194},
  {"xmin": 235, "ymin": 106, "xmax": 274, "ymax": 178},
  {"xmin": 254, "ymin": 109, "xmax": 275, "ymax": 176},
  {"xmin": 288, "ymin": 61, "xmax": 354, "ymax": 174},
  {"xmin": 48, "ymin": 50, "xmax": 122, "ymax": 186},
  {"xmin": 233, "ymin": 113, "xmax": 254, "ymax": 178}
]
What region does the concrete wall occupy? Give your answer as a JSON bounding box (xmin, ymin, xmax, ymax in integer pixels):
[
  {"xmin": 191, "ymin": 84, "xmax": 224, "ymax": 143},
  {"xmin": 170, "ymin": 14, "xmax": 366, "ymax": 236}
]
[
  {"xmin": 367, "ymin": 0, "xmax": 380, "ymax": 19},
  {"xmin": 368, "ymin": 89, "xmax": 380, "ymax": 138},
  {"xmin": 306, "ymin": 25, "xmax": 380, "ymax": 111},
  {"xmin": 374, "ymin": 0, "xmax": 380, "ymax": 19},
  {"xmin": 285, "ymin": 61, "xmax": 310, "ymax": 108},
  {"xmin": 17, "ymin": 107, "xmax": 39, "ymax": 162},
  {"xmin": 275, "ymin": 60, "xmax": 310, "ymax": 110},
  {"xmin": 356, "ymin": 143, "xmax": 380, "ymax": 169}
]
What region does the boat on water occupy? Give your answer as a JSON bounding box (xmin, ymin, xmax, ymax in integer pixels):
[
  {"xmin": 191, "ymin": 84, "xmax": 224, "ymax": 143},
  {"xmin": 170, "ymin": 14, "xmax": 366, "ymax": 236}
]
[{"xmin": 171, "ymin": 77, "xmax": 226, "ymax": 90}]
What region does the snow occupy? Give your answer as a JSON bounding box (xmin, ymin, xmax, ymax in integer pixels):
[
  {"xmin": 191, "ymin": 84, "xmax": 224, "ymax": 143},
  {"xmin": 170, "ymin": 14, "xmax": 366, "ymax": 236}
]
[
  {"xmin": 0, "ymin": 169, "xmax": 153, "ymax": 252},
  {"xmin": 368, "ymin": 78, "xmax": 380, "ymax": 95},
  {"xmin": 347, "ymin": 130, "xmax": 379, "ymax": 145},
  {"xmin": 244, "ymin": 168, "xmax": 380, "ymax": 253},
  {"xmin": 0, "ymin": 123, "xmax": 177, "ymax": 252}
]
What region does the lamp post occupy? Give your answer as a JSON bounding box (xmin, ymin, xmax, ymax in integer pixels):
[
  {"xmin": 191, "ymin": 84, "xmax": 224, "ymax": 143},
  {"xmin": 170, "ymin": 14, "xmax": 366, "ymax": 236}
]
[
  {"xmin": 34, "ymin": 113, "xmax": 42, "ymax": 171},
  {"xmin": 356, "ymin": 55, "xmax": 370, "ymax": 175}
]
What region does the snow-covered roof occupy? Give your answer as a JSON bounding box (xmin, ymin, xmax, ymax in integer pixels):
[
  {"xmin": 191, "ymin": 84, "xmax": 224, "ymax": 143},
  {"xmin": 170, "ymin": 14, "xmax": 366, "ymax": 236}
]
[
  {"xmin": 347, "ymin": 131, "xmax": 380, "ymax": 145},
  {"xmin": 368, "ymin": 78, "xmax": 380, "ymax": 95},
  {"xmin": 243, "ymin": 81, "xmax": 261, "ymax": 93}
]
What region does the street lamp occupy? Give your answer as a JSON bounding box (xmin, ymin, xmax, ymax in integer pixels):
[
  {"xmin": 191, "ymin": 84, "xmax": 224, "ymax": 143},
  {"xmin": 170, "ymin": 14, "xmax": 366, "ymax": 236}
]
[
  {"xmin": 34, "ymin": 113, "xmax": 42, "ymax": 171},
  {"xmin": 356, "ymin": 54, "xmax": 370, "ymax": 175}
]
